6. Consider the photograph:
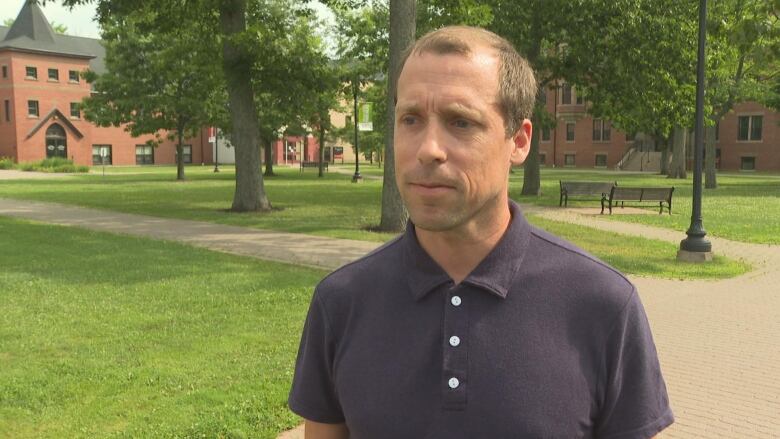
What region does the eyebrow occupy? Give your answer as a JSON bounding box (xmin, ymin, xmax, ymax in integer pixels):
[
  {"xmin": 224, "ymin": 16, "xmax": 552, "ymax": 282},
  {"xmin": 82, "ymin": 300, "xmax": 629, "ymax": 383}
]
[
  {"xmin": 440, "ymin": 102, "xmax": 485, "ymax": 122},
  {"xmin": 395, "ymin": 101, "xmax": 485, "ymax": 122}
]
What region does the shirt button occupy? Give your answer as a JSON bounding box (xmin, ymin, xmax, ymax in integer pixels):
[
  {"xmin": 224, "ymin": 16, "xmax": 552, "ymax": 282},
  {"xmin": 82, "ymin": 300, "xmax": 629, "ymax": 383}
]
[
  {"xmin": 451, "ymin": 295, "xmax": 462, "ymax": 306},
  {"xmin": 449, "ymin": 336, "xmax": 461, "ymax": 347},
  {"xmin": 448, "ymin": 377, "xmax": 460, "ymax": 389}
]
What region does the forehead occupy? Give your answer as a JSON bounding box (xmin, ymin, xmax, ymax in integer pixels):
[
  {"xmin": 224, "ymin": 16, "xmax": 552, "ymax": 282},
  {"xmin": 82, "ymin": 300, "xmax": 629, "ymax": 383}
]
[{"xmin": 397, "ymin": 47, "xmax": 500, "ymax": 107}]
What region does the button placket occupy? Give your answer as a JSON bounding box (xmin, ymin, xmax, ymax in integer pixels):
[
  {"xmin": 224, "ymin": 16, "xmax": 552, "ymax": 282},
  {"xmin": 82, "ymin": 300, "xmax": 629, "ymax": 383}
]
[{"xmin": 442, "ymin": 285, "xmax": 468, "ymax": 410}]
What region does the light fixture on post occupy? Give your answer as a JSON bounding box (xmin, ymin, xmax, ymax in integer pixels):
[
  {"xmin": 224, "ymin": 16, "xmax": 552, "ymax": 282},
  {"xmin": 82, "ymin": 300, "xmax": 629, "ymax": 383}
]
[{"xmin": 678, "ymin": 0, "xmax": 713, "ymax": 262}]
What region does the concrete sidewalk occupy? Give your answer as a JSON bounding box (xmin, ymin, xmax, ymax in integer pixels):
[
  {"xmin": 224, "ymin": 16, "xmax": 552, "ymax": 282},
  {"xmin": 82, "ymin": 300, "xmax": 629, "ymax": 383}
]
[{"xmin": 1, "ymin": 198, "xmax": 778, "ymax": 438}]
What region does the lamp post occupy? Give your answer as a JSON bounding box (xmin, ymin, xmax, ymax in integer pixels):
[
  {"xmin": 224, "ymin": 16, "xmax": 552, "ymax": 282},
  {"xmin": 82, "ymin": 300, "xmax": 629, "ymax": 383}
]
[
  {"xmin": 678, "ymin": 0, "xmax": 713, "ymax": 262},
  {"xmin": 213, "ymin": 127, "xmax": 220, "ymax": 173},
  {"xmin": 352, "ymin": 78, "xmax": 363, "ymax": 183}
]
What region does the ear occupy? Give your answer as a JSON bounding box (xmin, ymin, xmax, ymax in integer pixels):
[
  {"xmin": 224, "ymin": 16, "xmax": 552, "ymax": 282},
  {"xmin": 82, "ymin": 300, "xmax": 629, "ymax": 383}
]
[{"xmin": 509, "ymin": 119, "xmax": 532, "ymax": 166}]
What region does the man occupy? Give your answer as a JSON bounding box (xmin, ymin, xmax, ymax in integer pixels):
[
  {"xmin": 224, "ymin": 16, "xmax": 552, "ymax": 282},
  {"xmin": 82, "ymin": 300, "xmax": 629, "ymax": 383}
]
[{"xmin": 289, "ymin": 26, "xmax": 673, "ymax": 438}]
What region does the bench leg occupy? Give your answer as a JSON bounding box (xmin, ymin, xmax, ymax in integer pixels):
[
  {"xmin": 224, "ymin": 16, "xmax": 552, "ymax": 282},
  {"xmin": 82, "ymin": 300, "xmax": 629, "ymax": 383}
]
[
  {"xmin": 560, "ymin": 193, "xmax": 564, "ymax": 207},
  {"xmin": 659, "ymin": 202, "xmax": 663, "ymax": 214}
]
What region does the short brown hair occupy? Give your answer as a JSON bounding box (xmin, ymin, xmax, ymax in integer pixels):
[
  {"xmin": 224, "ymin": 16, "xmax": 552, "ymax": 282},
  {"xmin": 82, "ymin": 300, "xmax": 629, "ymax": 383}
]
[{"xmin": 398, "ymin": 26, "xmax": 537, "ymax": 137}]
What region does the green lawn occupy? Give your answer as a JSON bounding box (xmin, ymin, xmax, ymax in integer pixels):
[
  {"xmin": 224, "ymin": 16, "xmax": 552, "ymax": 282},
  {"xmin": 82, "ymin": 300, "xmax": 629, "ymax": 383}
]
[
  {"xmin": 510, "ymin": 169, "xmax": 780, "ymax": 244},
  {"xmin": 526, "ymin": 215, "xmax": 749, "ymax": 279},
  {"xmin": 0, "ymin": 217, "xmax": 324, "ymax": 438},
  {"xmin": 3, "ymin": 165, "xmax": 777, "ymax": 244},
  {"xmin": 0, "ymin": 166, "xmax": 398, "ymax": 242}
]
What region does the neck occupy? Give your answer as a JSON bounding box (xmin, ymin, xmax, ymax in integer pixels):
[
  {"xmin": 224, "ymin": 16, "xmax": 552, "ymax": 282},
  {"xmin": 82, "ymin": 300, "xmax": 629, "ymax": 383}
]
[{"xmin": 415, "ymin": 198, "xmax": 512, "ymax": 284}]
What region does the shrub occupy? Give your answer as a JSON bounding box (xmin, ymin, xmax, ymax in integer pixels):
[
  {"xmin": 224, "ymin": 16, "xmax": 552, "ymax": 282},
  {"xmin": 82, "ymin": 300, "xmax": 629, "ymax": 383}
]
[
  {"xmin": 16, "ymin": 158, "xmax": 89, "ymax": 173},
  {"xmin": 0, "ymin": 157, "xmax": 14, "ymax": 170}
]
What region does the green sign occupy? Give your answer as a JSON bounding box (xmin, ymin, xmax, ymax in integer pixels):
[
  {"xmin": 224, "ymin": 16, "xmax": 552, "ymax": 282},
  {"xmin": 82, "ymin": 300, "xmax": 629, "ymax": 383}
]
[{"xmin": 358, "ymin": 102, "xmax": 373, "ymax": 131}]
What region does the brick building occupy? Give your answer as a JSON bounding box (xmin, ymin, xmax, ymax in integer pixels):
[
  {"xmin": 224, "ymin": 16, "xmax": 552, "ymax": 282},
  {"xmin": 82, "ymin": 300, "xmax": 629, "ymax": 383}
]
[
  {"xmin": 538, "ymin": 82, "xmax": 779, "ymax": 172},
  {"xmin": 0, "ymin": 1, "xmax": 211, "ymax": 167}
]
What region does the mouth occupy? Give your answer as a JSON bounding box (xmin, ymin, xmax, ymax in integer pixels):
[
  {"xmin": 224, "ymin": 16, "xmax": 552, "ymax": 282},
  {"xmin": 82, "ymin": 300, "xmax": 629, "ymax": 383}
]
[{"xmin": 408, "ymin": 181, "xmax": 456, "ymax": 195}]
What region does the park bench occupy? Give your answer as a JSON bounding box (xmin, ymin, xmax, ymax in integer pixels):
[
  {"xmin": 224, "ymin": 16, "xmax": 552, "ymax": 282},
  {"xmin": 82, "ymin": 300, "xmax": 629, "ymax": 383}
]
[
  {"xmin": 601, "ymin": 186, "xmax": 675, "ymax": 215},
  {"xmin": 300, "ymin": 161, "xmax": 328, "ymax": 172},
  {"xmin": 559, "ymin": 181, "xmax": 617, "ymax": 207}
]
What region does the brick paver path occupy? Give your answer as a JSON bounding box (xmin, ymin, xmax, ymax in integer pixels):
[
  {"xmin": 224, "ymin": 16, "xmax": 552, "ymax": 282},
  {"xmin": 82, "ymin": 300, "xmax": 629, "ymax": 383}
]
[{"xmin": 1, "ymin": 198, "xmax": 778, "ymax": 438}]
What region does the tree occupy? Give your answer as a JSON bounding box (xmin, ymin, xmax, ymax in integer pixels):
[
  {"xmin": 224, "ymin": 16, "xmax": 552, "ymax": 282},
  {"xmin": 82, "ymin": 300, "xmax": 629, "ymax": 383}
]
[
  {"xmin": 64, "ymin": 0, "xmax": 277, "ymax": 211},
  {"xmin": 702, "ymin": 0, "xmax": 780, "ymax": 188},
  {"xmin": 559, "ymin": 0, "xmax": 698, "ymax": 180},
  {"xmin": 3, "ymin": 17, "xmax": 68, "ymax": 34},
  {"xmin": 81, "ymin": 4, "xmax": 222, "ymax": 181},
  {"xmin": 378, "ymin": 0, "xmax": 415, "ymax": 232}
]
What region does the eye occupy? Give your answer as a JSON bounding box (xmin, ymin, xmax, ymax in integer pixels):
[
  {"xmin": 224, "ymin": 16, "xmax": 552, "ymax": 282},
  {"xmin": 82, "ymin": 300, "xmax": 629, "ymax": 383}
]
[
  {"xmin": 452, "ymin": 118, "xmax": 472, "ymax": 129},
  {"xmin": 400, "ymin": 115, "xmax": 418, "ymax": 126}
]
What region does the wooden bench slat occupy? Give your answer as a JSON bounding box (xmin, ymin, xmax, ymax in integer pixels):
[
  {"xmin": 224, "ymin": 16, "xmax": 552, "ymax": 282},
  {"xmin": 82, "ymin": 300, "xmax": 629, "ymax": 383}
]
[
  {"xmin": 602, "ymin": 186, "xmax": 674, "ymax": 215},
  {"xmin": 559, "ymin": 181, "xmax": 617, "ymax": 207}
]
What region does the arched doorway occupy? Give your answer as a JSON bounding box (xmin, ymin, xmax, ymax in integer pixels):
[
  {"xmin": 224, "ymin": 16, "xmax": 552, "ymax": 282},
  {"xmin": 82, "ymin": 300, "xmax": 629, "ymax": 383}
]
[{"xmin": 45, "ymin": 124, "xmax": 67, "ymax": 159}]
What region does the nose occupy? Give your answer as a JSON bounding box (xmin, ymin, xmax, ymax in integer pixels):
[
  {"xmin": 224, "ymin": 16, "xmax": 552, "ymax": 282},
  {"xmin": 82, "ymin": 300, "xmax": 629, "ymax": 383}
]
[{"xmin": 416, "ymin": 121, "xmax": 447, "ymax": 165}]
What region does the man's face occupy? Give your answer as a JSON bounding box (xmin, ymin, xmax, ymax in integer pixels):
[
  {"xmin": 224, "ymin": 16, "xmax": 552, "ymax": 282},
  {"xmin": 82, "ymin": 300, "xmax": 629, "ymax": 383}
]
[{"xmin": 394, "ymin": 48, "xmax": 530, "ymax": 232}]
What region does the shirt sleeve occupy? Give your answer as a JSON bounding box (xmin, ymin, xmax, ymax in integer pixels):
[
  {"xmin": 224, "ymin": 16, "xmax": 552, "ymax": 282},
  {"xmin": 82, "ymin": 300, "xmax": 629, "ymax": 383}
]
[
  {"xmin": 595, "ymin": 288, "xmax": 674, "ymax": 439},
  {"xmin": 288, "ymin": 288, "xmax": 345, "ymax": 424}
]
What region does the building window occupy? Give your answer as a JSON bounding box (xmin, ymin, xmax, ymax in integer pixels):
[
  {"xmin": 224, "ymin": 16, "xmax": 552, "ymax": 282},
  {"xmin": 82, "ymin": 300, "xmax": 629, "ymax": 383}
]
[
  {"xmin": 48, "ymin": 68, "xmax": 59, "ymax": 81},
  {"xmin": 4, "ymin": 100, "xmax": 9, "ymax": 122},
  {"xmin": 566, "ymin": 122, "xmax": 575, "ymax": 141},
  {"xmin": 69, "ymin": 70, "xmax": 79, "ymax": 83},
  {"xmin": 715, "ymin": 121, "xmax": 719, "ymax": 141},
  {"xmin": 2, "ymin": 65, "xmax": 7, "ymax": 78},
  {"xmin": 595, "ymin": 154, "xmax": 608, "ymax": 167},
  {"xmin": 575, "ymin": 88, "xmax": 584, "ymax": 105},
  {"xmin": 135, "ymin": 145, "xmax": 154, "ymax": 165},
  {"xmin": 593, "ymin": 119, "xmax": 611, "ymax": 141},
  {"xmin": 539, "ymin": 153, "xmax": 546, "ymax": 165},
  {"xmin": 70, "ymin": 102, "xmax": 80, "ymax": 119},
  {"xmin": 561, "ymin": 83, "xmax": 572, "ymax": 105},
  {"xmin": 738, "ymin": 115, "xmax": 762, "ymax": 141},
  {"xmin": 564, "ymin": 154, "xmax": 575, "ymax": 166},
  {"xmin": 740, "ymin": 156, "xmax": 755, "ymax": 171},
  {"xmin": 27, "ymin": 100, "xmax": 39, "ymax": 117},
  {"xmin": 175, "ymin": 145, "xmax": 193, "ymax": 164},
  {"xmin": 92, "ymin": 145, "xmax": 112, "ymax": 165},
  {"xmin": 25, "ymin": 66, "xmax": 37, "ymax": 80},
  {"xmin": 541, "ymin": 127, "xmax": 551, "ymax": 142}
]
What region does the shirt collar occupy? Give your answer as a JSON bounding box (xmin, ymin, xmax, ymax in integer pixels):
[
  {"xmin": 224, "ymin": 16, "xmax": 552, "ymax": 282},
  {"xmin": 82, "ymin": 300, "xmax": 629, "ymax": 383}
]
[{"xmin": 403, "ymin": 200, "xmax": 531, "ymax": 301}]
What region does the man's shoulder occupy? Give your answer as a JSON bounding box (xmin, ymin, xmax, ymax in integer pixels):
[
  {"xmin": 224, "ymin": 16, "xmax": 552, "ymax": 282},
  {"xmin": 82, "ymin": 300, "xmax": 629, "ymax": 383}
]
[
  {"xmin": 525, "ymin": 224, "xmax": 636, "ymax": 307},
  {"xmin": 315, "ymin": 233, "xmax": 406, "ymax": 301}
]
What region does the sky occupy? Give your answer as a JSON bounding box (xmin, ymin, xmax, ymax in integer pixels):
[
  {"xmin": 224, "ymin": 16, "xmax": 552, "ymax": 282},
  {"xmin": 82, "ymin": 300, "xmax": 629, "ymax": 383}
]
[
  {"xmin": 0, "ymin": 1, "xmax": 335, "ymax": 41},
  {"xmin": 0, "ymin": 2, "xmax": 102, "ymax": 38}
]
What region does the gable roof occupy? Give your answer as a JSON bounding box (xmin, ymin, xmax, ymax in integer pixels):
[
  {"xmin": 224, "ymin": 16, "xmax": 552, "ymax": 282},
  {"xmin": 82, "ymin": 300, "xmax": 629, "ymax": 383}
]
[
  {"xmin": 25, "ymin": 108, "xmax": 84, "ymax": 140},
  {"xmin": 0, "ymin": 1, "xmax": 106, "ymax": 74}
]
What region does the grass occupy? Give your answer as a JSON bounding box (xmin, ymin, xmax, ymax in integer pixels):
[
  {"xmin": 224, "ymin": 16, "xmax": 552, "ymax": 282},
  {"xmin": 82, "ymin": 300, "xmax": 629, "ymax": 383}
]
[
  {"xmin": 0, "ymin": 216, "xmax": 325, "ymax": 438},
  {"xmin": 0, "ymin": 166, "xmax": 397, "ymax": 242},
  {"xmin": 2, "ymin": 165, "xmax": 777, "ymax": 244},
  {"xmin": 526, "ymin": 215, "xmax": 749, "ymax": 279},
  {"xmin": 509, "ymin": 168, "xmax": 780, "ymax": 244}
]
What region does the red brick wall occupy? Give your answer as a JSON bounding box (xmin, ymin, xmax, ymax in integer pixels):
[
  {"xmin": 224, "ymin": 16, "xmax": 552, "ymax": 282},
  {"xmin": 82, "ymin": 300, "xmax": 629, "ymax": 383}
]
[
  {"xmin": 716, "ymin": 102, "xmax": 779, "ymax": 172},
  {"xmin": 1, "ymin": 49, "xmax": 206, "ymax": 166},
  {"xmin": 537, "ymin": 83, "xmax": 779, "ymax": 172}
]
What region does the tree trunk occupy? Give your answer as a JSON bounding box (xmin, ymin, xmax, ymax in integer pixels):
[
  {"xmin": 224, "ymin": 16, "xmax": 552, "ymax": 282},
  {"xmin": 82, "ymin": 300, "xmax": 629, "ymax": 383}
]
[
  {"xmin": 176, "ymin": 128, "xmax": 185, "ymax": 181},
  {"xmin": 263, "ymin": 138, "xmax": 275, "ymax": 176},
  {"xmin": 659, "ymin": 136, "xmax": 670, "ymax": 175},
  {"xmin": 704, "ymin": 120, "xmax": 717, "ymax": 189},
  {"xmin": 667, "ymin": 126, "xmax": 687, "ymax": 179},
  {"xmin": 318, "ymin": 120, "xmax": 325, "ymax": 178},
  {"xmin": 378, "ymin": 0, "xmax": 415, "ymax": 232},
  {"xmin": 220, "ymin": 0, "xmax": 271, "ymax": 211}
]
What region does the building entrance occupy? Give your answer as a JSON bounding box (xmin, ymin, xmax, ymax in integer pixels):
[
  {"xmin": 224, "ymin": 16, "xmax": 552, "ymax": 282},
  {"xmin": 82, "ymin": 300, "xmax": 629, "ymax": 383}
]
[{"xmin": 45, "ymin": 124, "xmax": 67, "ymax": 159}]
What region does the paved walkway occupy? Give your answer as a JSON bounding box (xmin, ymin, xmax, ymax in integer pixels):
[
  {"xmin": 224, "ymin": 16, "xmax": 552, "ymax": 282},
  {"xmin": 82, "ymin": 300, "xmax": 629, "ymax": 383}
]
[{"xmin": 1, "ymin": 198, "xmax": 778, "ymax": 438}]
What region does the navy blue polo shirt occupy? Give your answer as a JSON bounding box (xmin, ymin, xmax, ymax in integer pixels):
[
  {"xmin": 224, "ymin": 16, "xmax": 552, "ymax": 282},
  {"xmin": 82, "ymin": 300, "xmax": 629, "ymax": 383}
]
[{"xmin": 288, "ymin": 201, "xmax": 673, "ymax": 438}]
